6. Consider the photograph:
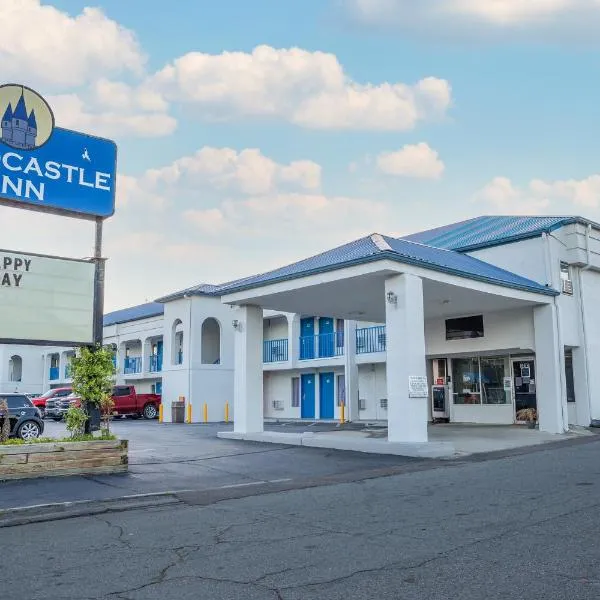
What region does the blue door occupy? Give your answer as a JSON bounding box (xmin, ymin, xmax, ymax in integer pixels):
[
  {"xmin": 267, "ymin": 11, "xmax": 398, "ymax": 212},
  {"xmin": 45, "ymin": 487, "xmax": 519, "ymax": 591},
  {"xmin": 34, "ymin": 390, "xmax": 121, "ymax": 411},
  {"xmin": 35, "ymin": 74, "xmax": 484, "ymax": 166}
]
[
  {"xmin": 319, "ymin": 372, "xmax": 335, "ymax": 419},
  {"xmin": 157, "ymin": 340, "xmax": 164, "ymax": 371},
  {"xmin": 301, "ymin": 373, "xmax": 315, "ymax": 418},
  {"xmin": 318, "ymin": 317, "xmax": 334, "ymax": 358},
  {"xmin": 300, "ymin": 318, "xmax": 315, "ymax": 360}
]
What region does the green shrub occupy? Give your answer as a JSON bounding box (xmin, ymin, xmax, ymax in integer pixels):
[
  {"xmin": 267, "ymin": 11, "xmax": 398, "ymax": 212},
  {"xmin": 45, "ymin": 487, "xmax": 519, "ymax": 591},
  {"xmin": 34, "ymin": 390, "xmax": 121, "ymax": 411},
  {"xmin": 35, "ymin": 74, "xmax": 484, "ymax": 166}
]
[
  {"xmin": 71, "ymin": 345, "xmax": 116, "ymax": 434},
  {"xmin": 65, "ymin": 406, "xmax": 88, "ymax": 438}
]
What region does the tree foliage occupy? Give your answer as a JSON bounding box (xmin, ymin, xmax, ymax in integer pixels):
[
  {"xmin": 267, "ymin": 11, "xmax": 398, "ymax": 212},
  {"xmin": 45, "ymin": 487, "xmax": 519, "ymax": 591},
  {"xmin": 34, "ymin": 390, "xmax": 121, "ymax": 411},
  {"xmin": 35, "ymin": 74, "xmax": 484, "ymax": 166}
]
[
  {"xmin": 0, "ymin": 399, "xmax": 10, "ymax": 443},
  {"xmin": 71, "ymin": 345, "xmax": 115, "ymax": 432}
]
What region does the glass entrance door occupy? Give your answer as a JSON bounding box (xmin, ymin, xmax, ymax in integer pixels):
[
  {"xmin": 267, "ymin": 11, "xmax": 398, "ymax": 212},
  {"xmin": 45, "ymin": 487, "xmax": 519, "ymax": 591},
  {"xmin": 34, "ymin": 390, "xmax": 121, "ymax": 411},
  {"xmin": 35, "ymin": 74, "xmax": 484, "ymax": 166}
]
[{"xmin": 512, "ymin": 359, "xmax": 537, "ymax": 417}]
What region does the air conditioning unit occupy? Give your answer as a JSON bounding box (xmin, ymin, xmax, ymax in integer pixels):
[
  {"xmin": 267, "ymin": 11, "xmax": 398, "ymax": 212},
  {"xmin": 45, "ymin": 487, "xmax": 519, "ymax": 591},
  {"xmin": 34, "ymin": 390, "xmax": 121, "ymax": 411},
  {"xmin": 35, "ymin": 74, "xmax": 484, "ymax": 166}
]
[
  {"xmin": 379, "ymin": 398, "xmax": 388, "ymax": 410},
  {"xmin": 272, "ymin": 400, "xmax": 284, "ymax": 410},
  {"xmin": 359, "ymin": 398, "xmax": 366, "ymax": 410},
  {"xmin": 562, "ymin": 279, "xmax": 573, "ymax": 295}
]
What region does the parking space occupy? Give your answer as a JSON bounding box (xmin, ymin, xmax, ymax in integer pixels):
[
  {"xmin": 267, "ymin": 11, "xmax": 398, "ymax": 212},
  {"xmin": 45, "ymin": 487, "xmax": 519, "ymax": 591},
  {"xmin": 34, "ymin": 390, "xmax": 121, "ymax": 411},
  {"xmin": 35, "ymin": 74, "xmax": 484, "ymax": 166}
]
[{"xmin": 1, "ymin": 419, "xmax": 422, "ymax": 511}]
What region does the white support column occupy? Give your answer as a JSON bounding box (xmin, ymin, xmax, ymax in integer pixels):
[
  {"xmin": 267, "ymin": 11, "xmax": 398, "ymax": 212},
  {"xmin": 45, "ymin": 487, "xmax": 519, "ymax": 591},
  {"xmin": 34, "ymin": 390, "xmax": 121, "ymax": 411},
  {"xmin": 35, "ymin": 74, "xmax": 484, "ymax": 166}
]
[
  {"xmin": 287, "ymin": 313, "xmax": 300, "ymax": 367},
  {"xmin": 385, "ymin": 274, "xmax": 428, "ymax": 443},
  {"xmin": 59, "ymin": 352, "xmax": 67, "ymax": 381},
  {"xmin": 344, "ymin": 320, "xmax": 359, "ymax": 421},
  {"xmin": 234, "ymin": 305, "xmax": 264, "ymax": 434},
  {"xmin": 534, "ymin": 303, "xmax": 568, "ymax": 434},
  {"xmin": 141, "ymin": 338, "xmax": 149, "ymax": 375}
]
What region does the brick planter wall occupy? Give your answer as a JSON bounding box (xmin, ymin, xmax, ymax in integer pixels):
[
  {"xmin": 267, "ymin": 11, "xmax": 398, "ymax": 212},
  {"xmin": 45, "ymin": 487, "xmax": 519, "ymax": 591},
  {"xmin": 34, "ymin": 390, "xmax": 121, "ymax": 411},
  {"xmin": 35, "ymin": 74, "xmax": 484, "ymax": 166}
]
[{"xmin": 0, "ymin": 439, "xmax": 128, "ymax": 480}]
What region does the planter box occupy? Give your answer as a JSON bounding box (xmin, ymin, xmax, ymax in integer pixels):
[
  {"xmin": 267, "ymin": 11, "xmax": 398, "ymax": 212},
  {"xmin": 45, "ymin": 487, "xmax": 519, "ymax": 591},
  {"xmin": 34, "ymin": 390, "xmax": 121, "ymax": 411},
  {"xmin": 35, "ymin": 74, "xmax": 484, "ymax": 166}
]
[{"xmin": 0, "ymin": 439, "xmax": 128, "ymax": 481}]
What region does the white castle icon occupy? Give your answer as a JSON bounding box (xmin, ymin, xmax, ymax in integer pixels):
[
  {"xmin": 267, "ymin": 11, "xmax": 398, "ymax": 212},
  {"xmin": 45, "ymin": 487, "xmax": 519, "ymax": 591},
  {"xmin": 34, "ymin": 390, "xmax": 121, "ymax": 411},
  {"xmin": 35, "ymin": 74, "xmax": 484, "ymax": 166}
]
[{"xmin": 1, "ymin": 90, "xmax": 37, "ymax": 150}]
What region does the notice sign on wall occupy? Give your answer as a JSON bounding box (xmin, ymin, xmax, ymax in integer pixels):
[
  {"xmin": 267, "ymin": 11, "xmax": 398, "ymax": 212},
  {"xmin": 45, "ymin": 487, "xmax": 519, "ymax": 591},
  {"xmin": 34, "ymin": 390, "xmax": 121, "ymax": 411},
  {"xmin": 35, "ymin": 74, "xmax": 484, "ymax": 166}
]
[
  {"xmin": 0, "ymin": 249, "xmax": 95, "ymax": 344},
  {"xmin": 409, "ymin": 375, "xmax": 429, "ymax": 398}
]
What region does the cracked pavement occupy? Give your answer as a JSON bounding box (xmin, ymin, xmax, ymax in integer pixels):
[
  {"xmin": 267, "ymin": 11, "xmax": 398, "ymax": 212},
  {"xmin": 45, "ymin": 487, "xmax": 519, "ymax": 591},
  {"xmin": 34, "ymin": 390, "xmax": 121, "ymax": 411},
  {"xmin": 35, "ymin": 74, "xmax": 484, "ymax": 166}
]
[{"xmin": 3, "ymin": 435, "xmax": 600, "ymax": 598}]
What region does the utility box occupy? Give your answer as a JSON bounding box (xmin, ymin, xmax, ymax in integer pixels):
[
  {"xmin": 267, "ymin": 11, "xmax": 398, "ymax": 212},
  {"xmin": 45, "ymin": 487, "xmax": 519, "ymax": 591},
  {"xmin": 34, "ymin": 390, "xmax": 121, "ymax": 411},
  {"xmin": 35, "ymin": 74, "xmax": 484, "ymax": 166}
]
[
  {"xmin": 431, "ymin": 385, "xmax": 450, "ymax": 423},
  {"xmin": 171, "ymin": 401, "xmax": 185, "ymax": 423}
]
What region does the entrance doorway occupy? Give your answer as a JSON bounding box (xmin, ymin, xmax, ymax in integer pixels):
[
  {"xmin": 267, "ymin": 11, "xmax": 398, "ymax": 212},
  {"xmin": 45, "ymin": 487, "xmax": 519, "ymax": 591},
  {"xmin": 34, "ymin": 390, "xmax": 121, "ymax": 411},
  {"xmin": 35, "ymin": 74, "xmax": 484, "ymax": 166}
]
[
  {"xmin": 301, "ymin": 373, "xmax": 315, "ymax": 419},
  {"xmin": 319, "ymin": 372, "xmax": 335, "ymax": 419},
  {"xmin": 512, "ymin": 359, "xmax": 537, "ymax": 419}
]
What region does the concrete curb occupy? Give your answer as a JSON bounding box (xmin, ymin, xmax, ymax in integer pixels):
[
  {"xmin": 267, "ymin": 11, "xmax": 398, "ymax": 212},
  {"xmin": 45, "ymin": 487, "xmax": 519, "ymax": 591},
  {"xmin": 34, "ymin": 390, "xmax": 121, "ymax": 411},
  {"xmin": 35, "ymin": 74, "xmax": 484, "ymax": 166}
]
[
  {"xmin": 0, "ymin": 492, "xmax": 183, "ymax": 528},
  {"xmin": 217, "ymin": 431, "xmax": 457, "ymax": 458}
]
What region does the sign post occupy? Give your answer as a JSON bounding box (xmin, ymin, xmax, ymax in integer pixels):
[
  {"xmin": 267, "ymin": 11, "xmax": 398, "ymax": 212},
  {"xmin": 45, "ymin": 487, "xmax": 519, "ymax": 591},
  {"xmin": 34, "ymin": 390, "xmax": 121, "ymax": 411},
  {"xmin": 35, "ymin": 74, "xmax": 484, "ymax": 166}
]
[{"xmin": 0, "ymin": 83, "xmax": 117, "ymax": 347}]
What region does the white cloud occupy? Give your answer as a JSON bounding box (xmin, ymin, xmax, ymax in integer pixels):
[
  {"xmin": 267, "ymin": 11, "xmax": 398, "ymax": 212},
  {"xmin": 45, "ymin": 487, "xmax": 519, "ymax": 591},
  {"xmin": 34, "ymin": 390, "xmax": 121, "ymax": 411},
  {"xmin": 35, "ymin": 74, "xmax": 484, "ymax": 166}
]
[
  {"xmin": 473, "ymin": 174, "xmax": 600, "ymax": 213},
  {"xmin": 184, "ymin": 193, "xmax": 389, "ymax": 243},
  {"xmin": 149, "ymin": 45, "xmax": 451, "ymax": 131},
  {"xmin": 0, "ymin": 0, "xmax": 145, "ymax": 87},
  {"xmin": 144, "ymin": 147, "xmax": 322, "ymax": 195},
  {"xmin": 48, "ymin": 92, "xmax": 176, "ymax": 139},
  {"xmin": 376, "ymin": 143, "xmax": 445, "ymax": 179},
  {"xmin": 340, "ymin": 0, "xmax": 600, "ymax": 41}
]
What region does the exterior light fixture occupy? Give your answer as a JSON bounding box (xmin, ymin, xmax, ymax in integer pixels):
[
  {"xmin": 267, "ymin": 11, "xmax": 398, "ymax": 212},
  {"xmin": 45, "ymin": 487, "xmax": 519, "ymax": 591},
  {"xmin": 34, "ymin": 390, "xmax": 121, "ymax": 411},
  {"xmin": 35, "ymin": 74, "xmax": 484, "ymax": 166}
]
[
  {"xmin": 232, "ymin": 319, "xmax": 240, "ymax": 330},
  {"xmin": 386, "ymin": 291, "xmax": 398, "ymax": 305}
]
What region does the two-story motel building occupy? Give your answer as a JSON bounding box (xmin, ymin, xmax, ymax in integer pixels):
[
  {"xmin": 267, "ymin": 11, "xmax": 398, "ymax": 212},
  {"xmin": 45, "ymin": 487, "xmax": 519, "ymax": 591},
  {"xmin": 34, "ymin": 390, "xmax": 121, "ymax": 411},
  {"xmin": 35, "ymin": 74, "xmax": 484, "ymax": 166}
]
[{"xmin": 4, "ymin": 216, "xmax": 599, "ymax": 444}]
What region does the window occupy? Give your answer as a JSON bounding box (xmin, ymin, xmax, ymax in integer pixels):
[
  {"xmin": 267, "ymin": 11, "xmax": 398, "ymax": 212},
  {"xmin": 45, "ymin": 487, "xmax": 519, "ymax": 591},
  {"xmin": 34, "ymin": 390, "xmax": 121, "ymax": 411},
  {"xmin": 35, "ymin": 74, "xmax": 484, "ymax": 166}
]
[
  {"xmin": 172, "ymin": 319, "xmax": 184, "ymax": 365},
  {"xmin": 9, "ymin": 355, "xmax": 22, "ymax": 382},
  {"xmin": 452, "ymin": 356, "xmax": 511, "ymax": 405},
  {"xmin": 452, "ymin": 357, "xmax": 481, "ymax": 404},
  {"xmin": 201, "ymin": 318, "xmax": 221, "ymax": 365},
  {"xmin": 4, "ymin": 395, "xmax": 31, "ymax": 409},
  {"xmin": 445, "ymin": 315, "xmax": 484, "ymax": 340},
  {"xmin": 565, "ymin": 349, "xmax": 576, "ymax": 403},
  {"xmin": 113, "ymin": 386, "xmax": 131, "ymax": 397},
  {"xmin": 480, "ymin": 357, "xmax": 510, "ymax": 404},
  {"xmin": 560, "ymin": 262, "xmax": 573, "ymax": 295},
  {"xmin": 337, "ymin": 374, "xmax": 346, "ymax": 407},
  {"xmin": 291, "ymin": 377, "xmax": 300, "ymax": 408}
]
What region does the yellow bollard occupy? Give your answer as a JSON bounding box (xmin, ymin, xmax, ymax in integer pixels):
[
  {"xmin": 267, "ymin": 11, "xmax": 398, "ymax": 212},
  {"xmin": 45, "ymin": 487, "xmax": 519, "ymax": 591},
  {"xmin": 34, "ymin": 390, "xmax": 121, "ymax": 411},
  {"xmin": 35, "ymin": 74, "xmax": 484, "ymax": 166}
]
[
  {"xmin": 158, "ymin": 404, "xmax": 163, "ymax": 423},
  {"xmin": 340, "ymin": 401, "xmax": 345, "ymax": 425},
  {"xmin": 203, "ymin": 402, "xmax": 208, "ymax": 423},
  {"xmin": 224, "ymin": 402, "xmax": 229, "ymax": 424},
  {"xmin": 186, "ymin": 403, "xmax": 192, "ymax": 424}
]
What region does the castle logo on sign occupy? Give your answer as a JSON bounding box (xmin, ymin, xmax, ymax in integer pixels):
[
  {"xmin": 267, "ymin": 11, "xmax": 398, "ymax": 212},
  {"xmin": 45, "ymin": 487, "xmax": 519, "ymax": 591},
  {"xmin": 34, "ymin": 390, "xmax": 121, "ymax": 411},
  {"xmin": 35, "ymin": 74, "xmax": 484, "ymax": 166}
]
[
  {"xmin": 1, "ymin": 85, "xmax": 54, "ymax": 151},
  {"xmin": 0, "ymin": 84, "xmax": 116, "ymax": 219}
]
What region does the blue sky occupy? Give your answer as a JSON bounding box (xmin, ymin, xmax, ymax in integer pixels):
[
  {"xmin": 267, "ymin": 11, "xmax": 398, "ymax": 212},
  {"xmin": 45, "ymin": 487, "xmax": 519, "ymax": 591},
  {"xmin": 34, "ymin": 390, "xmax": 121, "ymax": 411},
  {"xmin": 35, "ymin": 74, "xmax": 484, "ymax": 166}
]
[{"xmin": 2, "ymin": 0, "xmax": 600, "ymax": 309}]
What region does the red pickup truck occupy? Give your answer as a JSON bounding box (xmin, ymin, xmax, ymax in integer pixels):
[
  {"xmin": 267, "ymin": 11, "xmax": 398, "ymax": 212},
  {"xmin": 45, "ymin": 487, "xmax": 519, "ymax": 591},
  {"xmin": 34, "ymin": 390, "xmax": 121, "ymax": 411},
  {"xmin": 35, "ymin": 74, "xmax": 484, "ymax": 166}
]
[
  {"xmin": 45, "ymin": 385, "xmax": 161, "ymax": 421},
  {"xmin": 111, "ymin": 385, "xmax": 161, "ymax": 419}
]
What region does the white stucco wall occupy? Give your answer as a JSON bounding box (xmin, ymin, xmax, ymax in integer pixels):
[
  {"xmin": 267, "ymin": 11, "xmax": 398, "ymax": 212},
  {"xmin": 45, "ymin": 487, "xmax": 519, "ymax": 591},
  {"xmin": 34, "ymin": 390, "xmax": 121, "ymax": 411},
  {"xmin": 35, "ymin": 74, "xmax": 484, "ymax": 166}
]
[
  {"xmin": 264, "ymin": 367, "xmax": 345, "ymax": 420},
  {"xmin": 425, "ymin": 307, "xmax": 535, "ymax": 357},
  {"xmin": 581, "ymin": 269, "xmax": 600, "ymax": 422},
  {"xmin": 263, "ymin": 316, "xmax": 288, "ymax": 341},
  {"xmin": 0, "ymin": 344, "xmax": 46, "ymax": 394},
  {"xmin": 357, "ymin": 363, "xmax": 387, "ymax": 421},
  {"xmin": 264, "ymin": 371, "xmax": 300, "ymax": 419},
  {"xmin": 161, "ymin": 295, "xmax": 235, "ymax": 422}
]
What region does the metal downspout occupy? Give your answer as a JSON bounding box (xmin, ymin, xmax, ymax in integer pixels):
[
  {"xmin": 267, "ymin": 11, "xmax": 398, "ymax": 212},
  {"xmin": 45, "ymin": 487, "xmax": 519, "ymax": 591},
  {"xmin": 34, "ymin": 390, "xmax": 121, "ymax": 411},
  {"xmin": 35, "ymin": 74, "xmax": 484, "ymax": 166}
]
[
  {"xmin": 578, "ymin": 224, "xmax": 593, "ymax": 426},
  {"xmin": 544, "ymin": 232, "xmax": 568, "ymax": 432}
]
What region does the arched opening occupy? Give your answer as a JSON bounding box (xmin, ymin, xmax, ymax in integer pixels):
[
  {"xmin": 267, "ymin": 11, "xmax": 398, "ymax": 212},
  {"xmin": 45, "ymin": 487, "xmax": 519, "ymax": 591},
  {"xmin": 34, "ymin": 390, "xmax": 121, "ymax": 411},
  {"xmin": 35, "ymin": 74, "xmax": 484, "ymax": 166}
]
[
  {"xmin": 172, "ymin": 319, "xmax": 184, "ymax": 365},
  {"xmin": 9, "ymin": 355, "xmax": 22, "ymax": 382},
  {"xmin": 201, "ymin": 318, "xmax": 221, "ymax": 364}
]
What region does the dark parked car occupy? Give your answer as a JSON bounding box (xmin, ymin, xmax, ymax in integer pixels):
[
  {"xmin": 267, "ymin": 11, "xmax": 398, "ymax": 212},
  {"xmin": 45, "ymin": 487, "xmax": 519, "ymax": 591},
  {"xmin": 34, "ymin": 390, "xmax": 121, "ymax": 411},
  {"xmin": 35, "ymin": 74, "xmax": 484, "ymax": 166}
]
[{"xmin": 0, "ymin": 394, "xmax": 45, "ymax": 440}]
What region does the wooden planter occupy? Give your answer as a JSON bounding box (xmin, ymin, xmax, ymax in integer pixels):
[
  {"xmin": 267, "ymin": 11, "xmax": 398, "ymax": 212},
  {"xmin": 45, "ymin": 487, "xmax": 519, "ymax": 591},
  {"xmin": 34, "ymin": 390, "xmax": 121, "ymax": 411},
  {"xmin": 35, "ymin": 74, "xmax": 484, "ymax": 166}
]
[{"xmin": 0, "ymin": 439, "xmax": 128, "ymax": 481}]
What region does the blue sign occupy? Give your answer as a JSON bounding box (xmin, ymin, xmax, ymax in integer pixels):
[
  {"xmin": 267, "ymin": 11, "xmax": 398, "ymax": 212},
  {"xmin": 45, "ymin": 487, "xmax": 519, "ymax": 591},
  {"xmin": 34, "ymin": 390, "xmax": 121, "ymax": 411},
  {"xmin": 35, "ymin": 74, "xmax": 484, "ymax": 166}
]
[{"xmin": 0, "ymin": 84, "xmax": 116, "ymax": 219}]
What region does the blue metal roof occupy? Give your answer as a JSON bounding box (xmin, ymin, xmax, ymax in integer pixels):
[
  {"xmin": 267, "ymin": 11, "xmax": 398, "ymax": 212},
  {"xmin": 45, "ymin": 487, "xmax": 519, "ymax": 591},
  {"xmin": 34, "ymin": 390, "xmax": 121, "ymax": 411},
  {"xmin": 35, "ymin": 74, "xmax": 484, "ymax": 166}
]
[
  {"xmin": 214, "ymin": 234, "xmax": 556, "ymax": 297},
  {"xmin": 160, "ymin": 215, "xmax": 592, "ymax": 304},
  {"xmin": 103, "ymin": 302, "xmax": 164, "ymax": 327},
  {"xmin": 155, "ymin": 283, "xmax": 219, "ymax": 303},
  {"xmin": 402, "ymin": 215, "xmax": 597, "ymax": 252}
]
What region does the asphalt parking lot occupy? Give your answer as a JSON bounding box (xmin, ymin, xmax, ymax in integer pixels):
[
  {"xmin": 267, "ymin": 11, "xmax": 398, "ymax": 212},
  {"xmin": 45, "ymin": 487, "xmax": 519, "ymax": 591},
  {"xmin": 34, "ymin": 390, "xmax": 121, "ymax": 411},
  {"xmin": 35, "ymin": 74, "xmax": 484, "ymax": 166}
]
[{"xmin": 1, "ymin": 419, "xmax": 425, "ymax": 510}]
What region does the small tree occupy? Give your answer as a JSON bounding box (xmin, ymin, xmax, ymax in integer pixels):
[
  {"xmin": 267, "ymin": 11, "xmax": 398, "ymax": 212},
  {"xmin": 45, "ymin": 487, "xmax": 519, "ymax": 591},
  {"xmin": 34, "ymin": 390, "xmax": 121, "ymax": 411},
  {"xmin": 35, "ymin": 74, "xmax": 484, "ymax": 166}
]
[
  {"xmin": 71, "ymin": 345, "xmax": 115, "ymax": 435},
  {"xmin": 0, "ymin": 399, "xmax": 10, "ymax": 443}
]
